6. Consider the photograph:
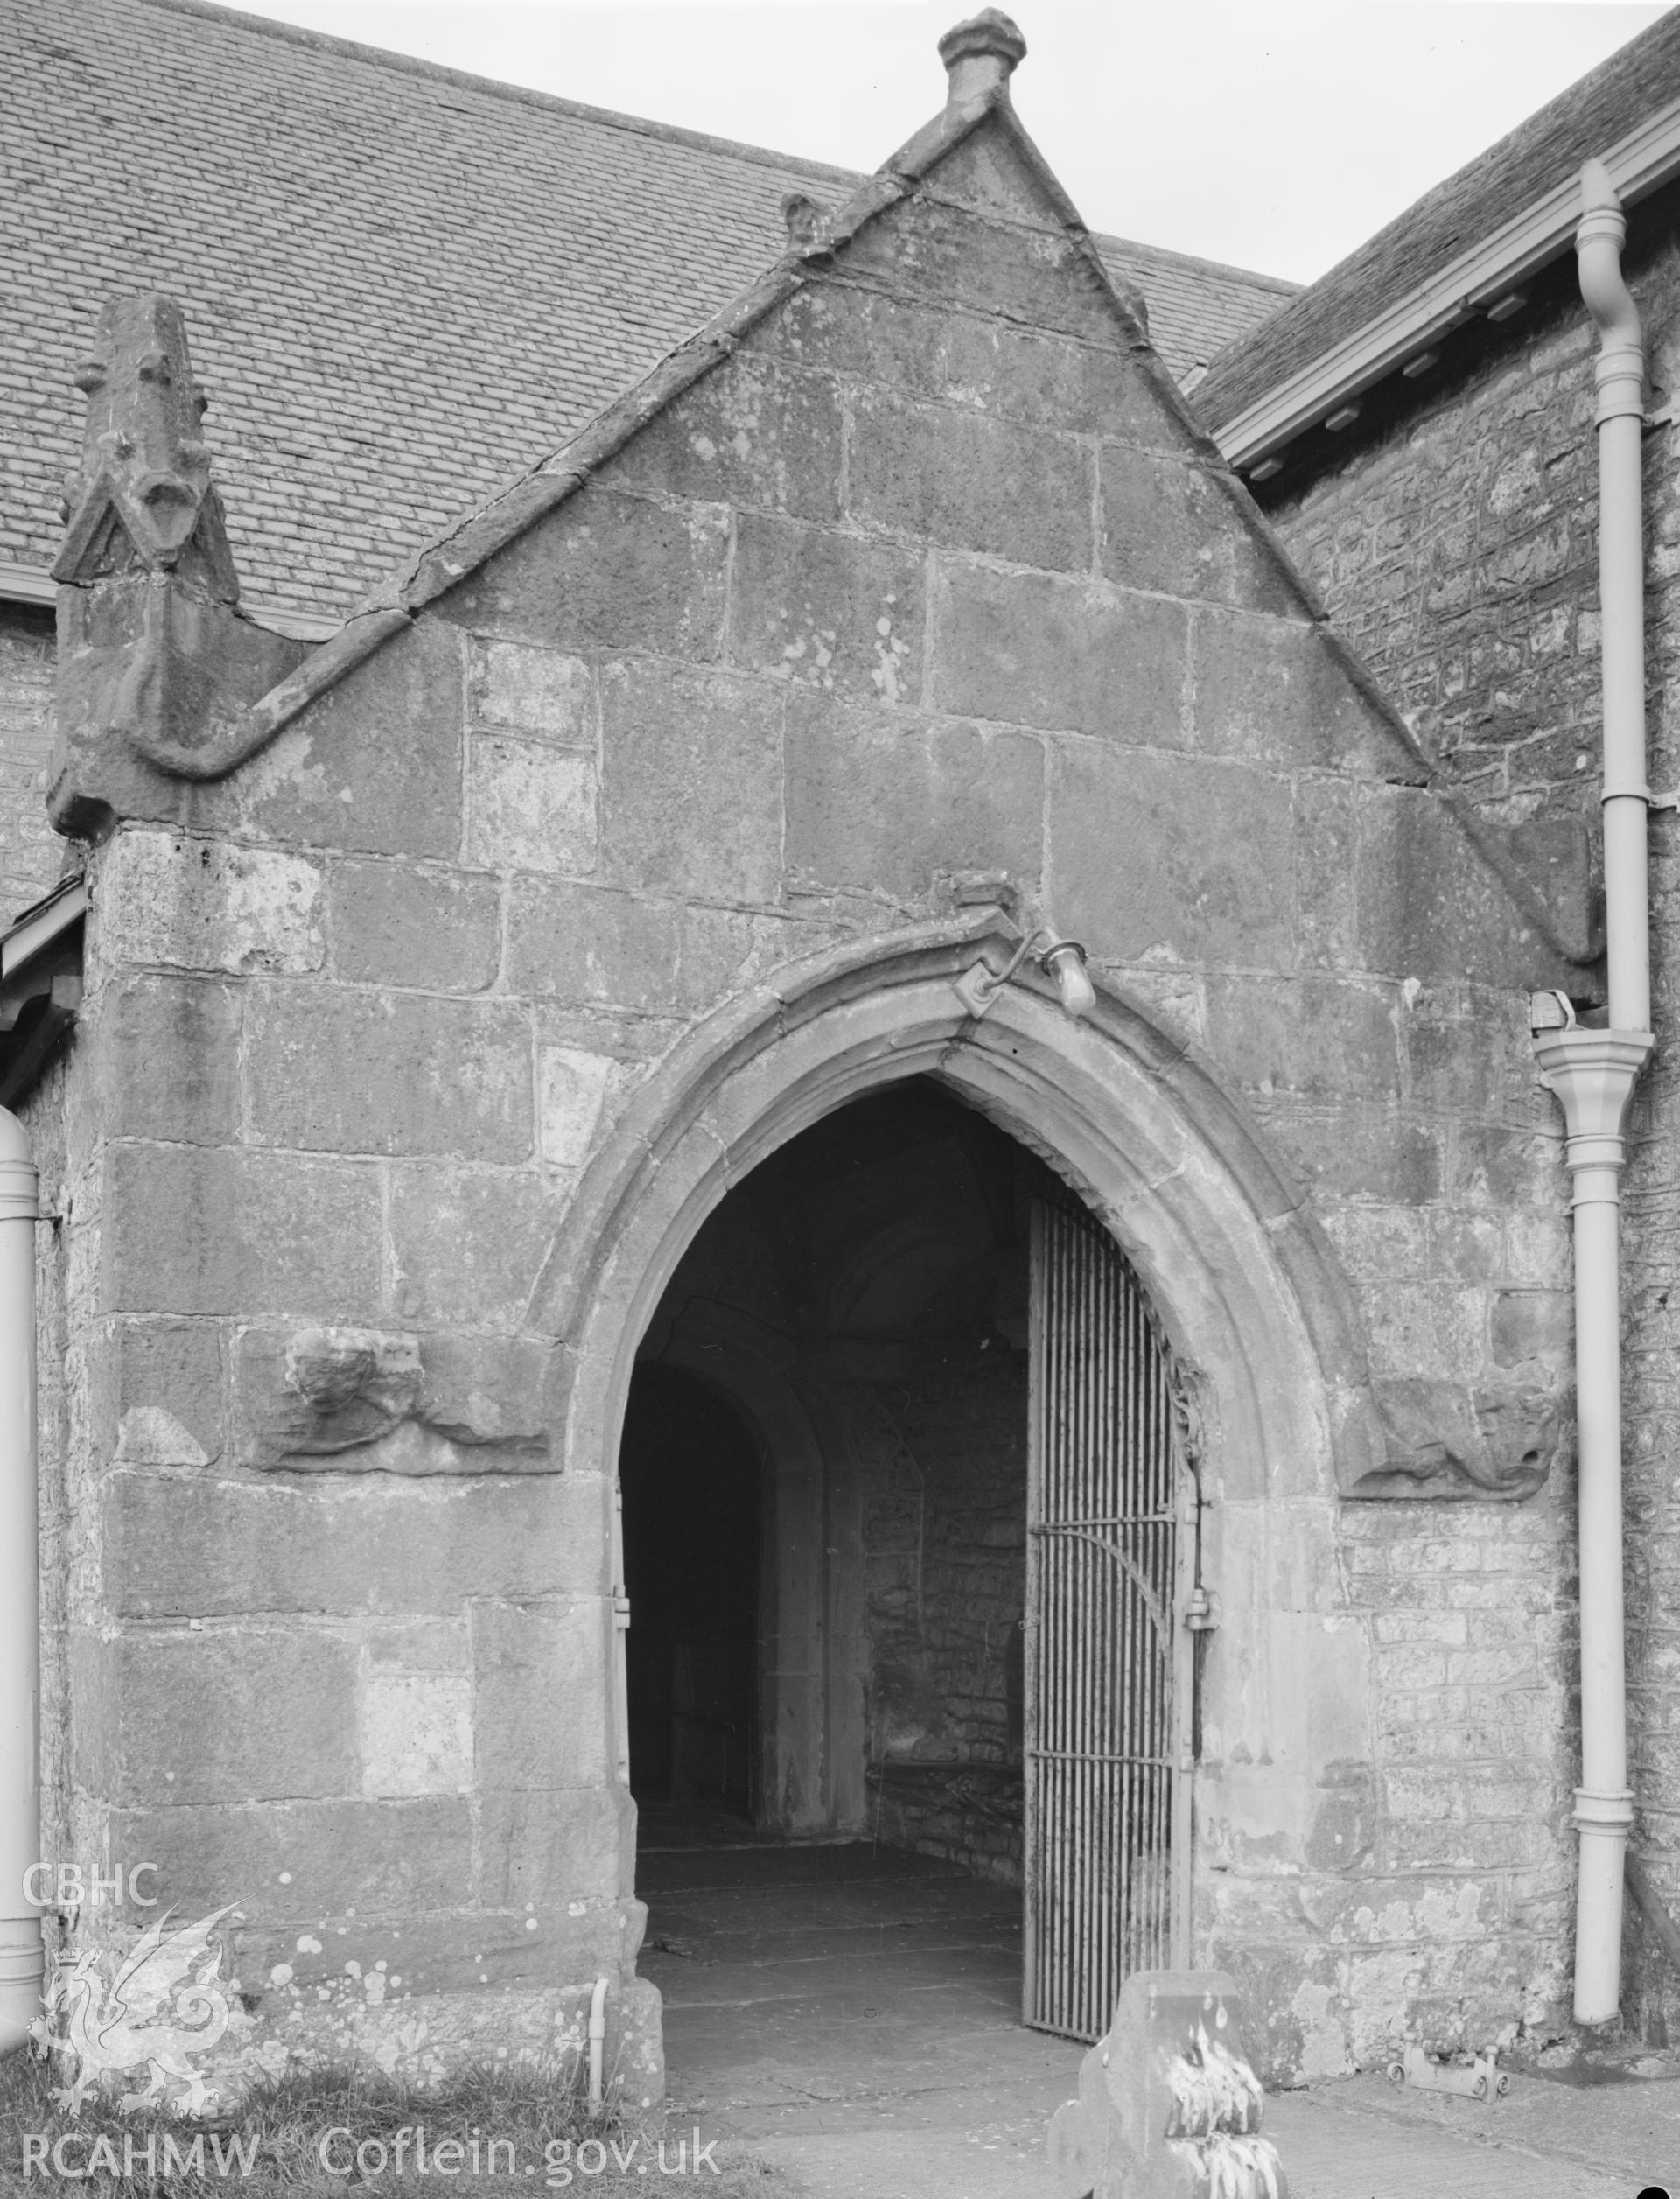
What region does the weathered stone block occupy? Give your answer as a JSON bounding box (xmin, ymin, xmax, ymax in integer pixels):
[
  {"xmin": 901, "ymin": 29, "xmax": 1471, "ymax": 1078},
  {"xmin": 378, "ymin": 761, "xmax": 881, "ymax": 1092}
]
[
  {"xmin": 90, "ymin": 973, "xmax": 242, "ymax": 1145},
  {"xmin": 1354, "ymin": 785, "xmax": 1564, "ymax": 988},
  {"xmin": 1253, "ymin": 1095, "xmax": 1443, "ymax": 1205},
  {"xmin": 850, "ymin": 386, "xmax": 1090, "ymax": 573},
  {"xmin": 599, "ymin": 662, "xmax": 783, "ymax": 902},
  {"xmin": 359, "ymin": 1670, "xmax": 472, "ymax": 1796},
  {"xmin": 363, "ymin": 1618, "xmax": 470, "ymax": 1672},
  {"xmin": 1405, "ymin": 1007, "xmax": 1528, "ymax": 1123},
  {"xmin": 102, "ymin": 1797, "xmax": 474, "ymax": 1921},
  {"xmin": 472, "ymin": 640, "xmax": 595, "ymax": 741},
  {"xmin": 479, "ymin": 1786, "xmax": 634, "ymax": 1908},
  {"xmin": 1448, "ymin": 1124, "xmax": 1562, "ymax": 1211},
  {"xmin": 1321, "ymin": 1204, "xmax": 1432, "ymax": 1282},
  {"xmin": 934, "ymin": 562, "xmax": 1187, "ymax": 741},
  {"xmin": 757, "ymin": 281, "xmax": 949, "ymax": 392},
  {"xmin": 99, "ymin": 830, "xmax": 324, "ymax": 976},
  {"xmin": 328, "ymin": 858, "xmax": 500, "ymax": 992},
  {"xmin": 1432, "ymin": 1210, "xmax": 1504, "ymax": 1289},
  {"xmin": 785, "ymin": 697, "xmax": 1041, "ymax": 898},
  {"xmin": 436, "ymin": 486, "xmax": 729, "ymax": 660},
  {"xmin": 92, "ymin": 1628, "xmax": 359, "ymax": 1804},
  {"xmin": 506, "ymin": 879, "xmax": 755, "ymax": 1014},
  {"xmin": 473, "ymin": 1600, "xmax": 610, "ymax": 1789},
  {"xmin": 1193, "ymin": 610, "xmax": 1425, "ymax": 778},
  {"xmin": 1101, "ymin": 445, "xmax": 1303, "ymax": 616},
  {"xmin": 538, "ymin": 1046, "xmax": 622, "ymax": 1170},
  {"xmin": 941, "ymin": 312, "xmax": 1187, "ymax": 447},
  {"xmin": 1492, "ymin": 1288, "xmax": 1572, "ymax": 1365},
  {"xmin": 388, "ymin": 1165, "xmax": 563, "ymax": 1328},
  {"xmin": 610, "ymin": 355, "xmax": 844, "ymax": 522},
  {"xmin": 103, "ymin": 1144, "xmax": 382, "ymax": 1319},
  {"xmin": 98, "ymin": 1316, "xmax": 226, "ymax": 1468},
  {"xmin": 928, "ymin": 123, "xmax": 1068, "ymax": 229},
  {"xmin": 245, "ymin": 984, "xmax": 533, "ymax": 1160},
  {"xmin": 1203, "ymin": 974, "xmax": 1401, "ymax": 1101},
  {"xmin": 466, "ymin": 735, "xmax": 598, "ymax": 876},
  {"xmin": 214, "ymin": 616, "xmax": 466, "ymax": 860},
  {"xmin": 234, "ymin": 1901, "xmax": 633, "ymax": 2005},
  {"xmin": 1048, "ymin": 743, "xmax": 1295, "ymax": 967},
  {"xmin": 727, "ymin": 512, "xmax": 923, "ymax": 705},
  {"xmin": 770, "ymin": 279, "xmax": 1183, "ymax": 448},
  {"xmin": 839, "ymin": 186, "xmax": 1118, "ymax": 346},
  {"xmin": 106, "ymin": 1472, "xmax": 605, "ymax": 1619},
  {"xmin": 1294, "ymin": 777, "xmax": 1359, "ymax": 970}
]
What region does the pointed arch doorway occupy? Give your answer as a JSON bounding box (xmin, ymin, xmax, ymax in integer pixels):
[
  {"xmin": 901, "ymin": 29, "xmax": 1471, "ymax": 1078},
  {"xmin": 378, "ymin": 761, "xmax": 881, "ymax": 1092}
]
[
  {"xmin": 613, "ymin": 1075, "xmax": 1199, "ymax": 2044},
  {"xmin": 539, "ymin": 917, "xmax": 1370, "ymax": 2080}
]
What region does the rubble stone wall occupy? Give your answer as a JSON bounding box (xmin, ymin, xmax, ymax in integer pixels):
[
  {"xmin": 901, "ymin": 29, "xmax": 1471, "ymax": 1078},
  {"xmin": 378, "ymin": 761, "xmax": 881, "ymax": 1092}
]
[
  {"xmin": 1264, "ymin": 193, "xmax": 1680, "ymax": 2048},
  {"xmin": 862, "ymin": 1358, "xmax": 1028, "ymax": 1884},
  {"xmin": 0, "ymin": 602, "xmax": 61, "ymax": 916}
]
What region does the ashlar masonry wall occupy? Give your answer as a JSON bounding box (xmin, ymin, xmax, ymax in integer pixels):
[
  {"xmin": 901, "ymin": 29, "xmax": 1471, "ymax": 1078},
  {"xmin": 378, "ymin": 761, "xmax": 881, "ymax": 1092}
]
[{"xmin": 43, "ymin": 89, "xmax": 1590, "ymax": 2087}]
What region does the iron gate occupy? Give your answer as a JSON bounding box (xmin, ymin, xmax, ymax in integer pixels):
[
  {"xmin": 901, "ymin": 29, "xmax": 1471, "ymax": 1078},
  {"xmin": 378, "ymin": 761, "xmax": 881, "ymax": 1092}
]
[{"xmin": 1024, "ymin": 1192, "xmax": 1198, "ymax": 2041}]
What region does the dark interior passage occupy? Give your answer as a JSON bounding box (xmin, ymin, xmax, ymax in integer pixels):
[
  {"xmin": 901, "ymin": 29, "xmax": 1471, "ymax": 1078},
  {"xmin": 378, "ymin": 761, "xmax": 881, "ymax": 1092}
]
[
  {"xmin": 620, "ymin": 1366, "xmax": 760, "ymax": 1814},
  {"xmin": 620, "ymin": 1076, "xmax": 1062, "ymax": 1882}
]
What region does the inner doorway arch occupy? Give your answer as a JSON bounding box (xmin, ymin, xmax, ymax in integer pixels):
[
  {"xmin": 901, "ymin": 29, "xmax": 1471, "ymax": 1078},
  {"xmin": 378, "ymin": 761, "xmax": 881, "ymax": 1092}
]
[{"xmin": 613, "ymin": 1073, "xmax": 1200, "ymax": 2037}]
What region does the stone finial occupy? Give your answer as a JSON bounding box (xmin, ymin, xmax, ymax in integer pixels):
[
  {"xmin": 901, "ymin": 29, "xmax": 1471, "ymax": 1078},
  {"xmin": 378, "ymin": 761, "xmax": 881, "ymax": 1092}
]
[
  {"xmin": 52, "ymin": 293, "xmax": 238, "ymax": 603},
  {"xmin": 781, "ymin": 193, "xmax": 832, "ymax": 250},
  {"xmin": 938, "ymin": 8, "xmax": 1026, "ymax": 103}
]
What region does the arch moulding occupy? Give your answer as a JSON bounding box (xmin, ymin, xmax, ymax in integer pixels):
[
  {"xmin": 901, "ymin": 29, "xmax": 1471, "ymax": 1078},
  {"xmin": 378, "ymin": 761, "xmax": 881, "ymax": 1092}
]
[{"xmin": 530, "ymin": 915, "xmax": 1389, "ymax": 1510}]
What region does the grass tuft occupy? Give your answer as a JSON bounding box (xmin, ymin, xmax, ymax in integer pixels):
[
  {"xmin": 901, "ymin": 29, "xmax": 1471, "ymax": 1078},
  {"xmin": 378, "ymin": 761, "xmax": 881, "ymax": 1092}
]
[{"xmin": 0, "ymin": 2048, "xmax": 794, "ymax": 2195}]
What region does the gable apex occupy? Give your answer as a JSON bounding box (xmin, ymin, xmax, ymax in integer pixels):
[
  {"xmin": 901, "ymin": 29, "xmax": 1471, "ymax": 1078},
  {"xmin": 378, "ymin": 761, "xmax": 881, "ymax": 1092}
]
[{"xmin": 48, "ymin": 16, "xmax": 1599, "ymax": 975}]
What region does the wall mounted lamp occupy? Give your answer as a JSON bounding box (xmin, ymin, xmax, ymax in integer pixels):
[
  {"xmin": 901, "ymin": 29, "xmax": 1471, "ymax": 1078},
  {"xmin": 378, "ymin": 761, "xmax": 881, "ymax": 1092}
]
[{"xmin": 954, "ymin": 931, "xmax": 1096, "ymax": 1021}]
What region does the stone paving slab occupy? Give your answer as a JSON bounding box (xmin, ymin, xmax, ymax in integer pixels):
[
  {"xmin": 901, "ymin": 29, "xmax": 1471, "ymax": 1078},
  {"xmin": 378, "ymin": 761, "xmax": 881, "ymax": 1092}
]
[
  {"xmin": 650, "ymin": 1949, "xmax": 1020, "ymax": 2013},
  {"xmin": 1274, "ymin": 2068, "xmax": 1680, "ymax": 2188},
  {"xmin": 652, "ymin": 1852, "xmax": 1680, "ymax": 2198},
  {"xmin": 737, "ymin": 2079, "xmax": 1667, "ymax": 2199},
  {"xmin": 646, "ymin": 1916, "xmax": 1021, "ymax": 1968}
]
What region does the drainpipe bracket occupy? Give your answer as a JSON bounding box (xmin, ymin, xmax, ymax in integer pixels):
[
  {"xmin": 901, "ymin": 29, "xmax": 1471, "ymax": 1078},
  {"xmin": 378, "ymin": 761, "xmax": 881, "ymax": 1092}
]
[
  {"xmin": 1574, "ymin": 1787, "xmax": 1635, "ymax": 1835},
  {"xmin": 1595, "ymin": 348, "xmax": 1646, "ymax": 423}
]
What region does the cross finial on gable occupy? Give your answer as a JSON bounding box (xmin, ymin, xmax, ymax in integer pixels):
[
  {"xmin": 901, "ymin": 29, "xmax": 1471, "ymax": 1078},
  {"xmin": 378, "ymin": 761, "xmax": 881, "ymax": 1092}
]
[
  {"xmin": 52, "ymin": 292, "xmax": 238, "ymax": 603},
  {"xmin": 937, "ymin": 9, "xmax": 1026, "ymax": 105}
]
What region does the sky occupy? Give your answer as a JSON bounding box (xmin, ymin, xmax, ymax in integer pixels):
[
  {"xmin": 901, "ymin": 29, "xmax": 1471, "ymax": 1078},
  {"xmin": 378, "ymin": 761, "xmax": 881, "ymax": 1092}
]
[{"xmin": 212, "ymin": 0, "xmax": 1666, "ymax": 284}]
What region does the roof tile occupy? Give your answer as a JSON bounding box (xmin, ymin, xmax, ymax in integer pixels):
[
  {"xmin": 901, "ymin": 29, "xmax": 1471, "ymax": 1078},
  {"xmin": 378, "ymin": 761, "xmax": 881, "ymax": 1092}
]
[{"xmin": 4, "ymin": 0, "xmax": 1292, "ymax": 623}]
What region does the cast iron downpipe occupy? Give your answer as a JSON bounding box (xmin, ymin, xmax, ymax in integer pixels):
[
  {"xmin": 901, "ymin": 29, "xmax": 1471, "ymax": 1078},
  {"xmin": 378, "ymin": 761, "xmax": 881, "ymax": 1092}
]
[
  {"xmin": 1532, "ymin": 158, "xmax": 1653, "ymax": 2027},
  {"xmin": 0, "ymin": 1107, "xmax": 39, "ymax": 2054}
]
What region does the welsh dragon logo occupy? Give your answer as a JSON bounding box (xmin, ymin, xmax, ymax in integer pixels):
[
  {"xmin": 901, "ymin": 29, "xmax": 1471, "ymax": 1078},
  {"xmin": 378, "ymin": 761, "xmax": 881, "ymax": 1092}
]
[{"xmin": 32, "ymin": 1905, "xmax": 241, "ymax": 2118}]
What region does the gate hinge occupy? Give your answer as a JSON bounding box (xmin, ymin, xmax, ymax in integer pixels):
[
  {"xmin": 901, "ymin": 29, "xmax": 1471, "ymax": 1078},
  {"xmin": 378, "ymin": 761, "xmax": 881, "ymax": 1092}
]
[
  {"xmin": 612, "ymin": 1591, "xmax": 632, "ymax": 1630},
  {"xmin": 1184, "ymin": 1586, "xmax": 1219, "ymax": 1633}
]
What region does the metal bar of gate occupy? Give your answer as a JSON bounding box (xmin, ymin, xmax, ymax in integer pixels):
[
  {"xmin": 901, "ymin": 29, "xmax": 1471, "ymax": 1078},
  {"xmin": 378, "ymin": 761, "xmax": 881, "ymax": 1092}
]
[{"xmin": 1024, "ymin": 1192, "xmax": 1194, "ymax": 2041}]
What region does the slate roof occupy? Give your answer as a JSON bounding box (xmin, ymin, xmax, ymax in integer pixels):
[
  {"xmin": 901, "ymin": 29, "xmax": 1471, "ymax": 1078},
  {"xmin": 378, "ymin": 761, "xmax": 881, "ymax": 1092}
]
[
  {"xmin": 1, "ymin": 0, "xmax": 1295, "ymax": 631},
  {"xmin": 1195, "ymin": 4, "xmax": 1680, "ymax": 434}
]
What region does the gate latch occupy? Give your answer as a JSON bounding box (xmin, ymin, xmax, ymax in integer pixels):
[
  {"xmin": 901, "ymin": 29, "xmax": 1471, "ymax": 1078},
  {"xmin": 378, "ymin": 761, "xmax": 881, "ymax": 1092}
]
[{"xmin": 1184, "ymin": 1586, "xmax": 1219, "ymax": 1633}]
